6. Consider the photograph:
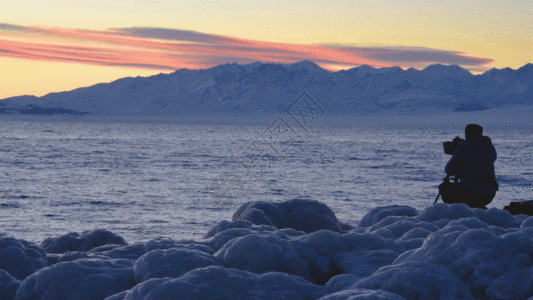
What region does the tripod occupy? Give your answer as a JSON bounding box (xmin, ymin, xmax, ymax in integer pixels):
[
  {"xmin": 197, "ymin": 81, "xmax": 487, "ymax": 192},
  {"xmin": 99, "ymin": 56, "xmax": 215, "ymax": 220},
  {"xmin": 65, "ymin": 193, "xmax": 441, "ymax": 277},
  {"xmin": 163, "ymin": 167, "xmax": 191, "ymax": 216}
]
[{"xmin": 434, "ymin": 175, "xmax": 458, "ymax": 204}]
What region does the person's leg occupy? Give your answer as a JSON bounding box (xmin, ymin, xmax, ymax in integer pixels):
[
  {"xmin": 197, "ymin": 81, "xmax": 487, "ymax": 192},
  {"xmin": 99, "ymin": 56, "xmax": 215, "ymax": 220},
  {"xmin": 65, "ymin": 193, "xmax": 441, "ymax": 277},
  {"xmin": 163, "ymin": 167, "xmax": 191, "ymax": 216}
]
[{"xmin": 460, "ymin": 189, "xmax": 494, "ymax": 209}]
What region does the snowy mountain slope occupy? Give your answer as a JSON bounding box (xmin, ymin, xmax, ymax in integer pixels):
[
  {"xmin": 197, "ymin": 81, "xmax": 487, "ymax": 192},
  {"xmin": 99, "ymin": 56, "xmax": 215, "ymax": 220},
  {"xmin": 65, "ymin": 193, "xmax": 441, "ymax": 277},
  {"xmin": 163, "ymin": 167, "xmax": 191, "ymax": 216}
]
[{"xmin": 0, "ymin": 61, "xmax": 531, "ymax": 117}]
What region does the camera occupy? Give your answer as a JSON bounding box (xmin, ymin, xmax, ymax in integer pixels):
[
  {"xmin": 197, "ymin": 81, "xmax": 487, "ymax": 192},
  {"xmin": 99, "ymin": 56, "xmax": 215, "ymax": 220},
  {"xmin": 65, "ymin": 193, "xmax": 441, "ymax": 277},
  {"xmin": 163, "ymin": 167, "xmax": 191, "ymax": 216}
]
[{"xmin": 443, "ymin": 136, "xmax": 464, "ymax": 155}]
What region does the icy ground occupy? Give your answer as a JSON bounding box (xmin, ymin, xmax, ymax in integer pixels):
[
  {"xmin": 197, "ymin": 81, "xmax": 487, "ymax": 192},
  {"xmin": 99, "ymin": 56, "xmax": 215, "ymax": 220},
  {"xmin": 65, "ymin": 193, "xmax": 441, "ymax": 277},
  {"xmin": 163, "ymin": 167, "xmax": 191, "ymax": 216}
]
[{"xmin": 2, "ymin": 198, "xmax": 533, "ymax": 300}]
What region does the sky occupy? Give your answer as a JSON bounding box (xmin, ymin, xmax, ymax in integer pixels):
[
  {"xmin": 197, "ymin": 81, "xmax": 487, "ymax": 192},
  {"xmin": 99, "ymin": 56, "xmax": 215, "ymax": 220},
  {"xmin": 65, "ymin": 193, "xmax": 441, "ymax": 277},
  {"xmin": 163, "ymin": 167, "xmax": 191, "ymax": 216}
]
[{"xmin": 1, "ymin": 0, "xmax": 531, "ymax": 99}]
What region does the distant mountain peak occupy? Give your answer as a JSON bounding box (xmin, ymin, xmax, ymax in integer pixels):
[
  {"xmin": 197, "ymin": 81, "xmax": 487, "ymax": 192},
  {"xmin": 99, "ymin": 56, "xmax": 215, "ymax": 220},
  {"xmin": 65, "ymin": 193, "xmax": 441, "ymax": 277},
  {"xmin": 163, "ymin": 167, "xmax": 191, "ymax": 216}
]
[
  {"xmin": 423, "ymin": 64, "xmax": 465, "ymax": 72},
  {"xmin": 355, "ymin": 65, "xmax": 376, "ymax": 73},
  {"xmin": 287, "ymin": 60, "xmax": 329, "ymax": 75},
  {"xmin": 291, "ymin": 60, "xmax": 320, "ymax": 68},
  {"xmin": 517, "ymin": 63, "xmax": 533, "ymax": 75},
  {"xmin": 422, "ymin": 64, "xmax": 472, "ymax": 78}
]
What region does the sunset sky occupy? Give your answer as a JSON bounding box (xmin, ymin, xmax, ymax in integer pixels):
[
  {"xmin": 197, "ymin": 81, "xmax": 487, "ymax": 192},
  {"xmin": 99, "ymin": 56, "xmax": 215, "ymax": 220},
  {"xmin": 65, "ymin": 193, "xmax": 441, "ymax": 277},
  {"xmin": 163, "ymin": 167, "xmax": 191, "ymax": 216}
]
[{"xmin": 1, "ymin": 0, "xmax": 531, "ymax": 99}]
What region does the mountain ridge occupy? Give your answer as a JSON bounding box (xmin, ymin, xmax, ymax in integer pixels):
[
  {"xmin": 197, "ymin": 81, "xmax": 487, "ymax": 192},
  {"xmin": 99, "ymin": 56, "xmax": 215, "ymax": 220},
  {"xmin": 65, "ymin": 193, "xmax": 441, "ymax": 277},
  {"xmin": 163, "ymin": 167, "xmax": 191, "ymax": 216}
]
[{"xmin": 1, "ymin": 61, "xmax": 531, "ymax": 117}]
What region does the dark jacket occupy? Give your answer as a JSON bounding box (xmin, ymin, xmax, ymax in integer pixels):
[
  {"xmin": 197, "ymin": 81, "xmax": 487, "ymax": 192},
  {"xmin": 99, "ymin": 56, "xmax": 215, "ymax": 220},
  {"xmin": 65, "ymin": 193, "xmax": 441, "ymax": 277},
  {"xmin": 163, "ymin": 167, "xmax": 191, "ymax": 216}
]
[{"xmin": 445, "ymin": 136, "xmax": 498, "ymax": 195}]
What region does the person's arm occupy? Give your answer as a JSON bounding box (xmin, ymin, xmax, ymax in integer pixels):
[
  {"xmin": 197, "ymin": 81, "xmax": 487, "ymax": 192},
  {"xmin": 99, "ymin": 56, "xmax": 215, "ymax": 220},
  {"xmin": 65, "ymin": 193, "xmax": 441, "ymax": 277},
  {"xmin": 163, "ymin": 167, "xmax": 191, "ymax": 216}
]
[
  {"xmin": 489, "ymin": 141, "xmax": 497, "ymax": 163},
  {"xmin": 445, "ymin": 143, "xmax": 464, "ymax": 176}
]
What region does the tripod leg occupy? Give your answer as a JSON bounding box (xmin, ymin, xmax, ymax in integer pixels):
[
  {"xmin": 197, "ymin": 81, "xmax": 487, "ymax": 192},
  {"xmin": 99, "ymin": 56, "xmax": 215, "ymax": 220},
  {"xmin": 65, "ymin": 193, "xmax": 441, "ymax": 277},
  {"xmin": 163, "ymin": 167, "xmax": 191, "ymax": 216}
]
[{"xmin": 434, "ymin": 192, "xmax": 441, "ymax": 204}]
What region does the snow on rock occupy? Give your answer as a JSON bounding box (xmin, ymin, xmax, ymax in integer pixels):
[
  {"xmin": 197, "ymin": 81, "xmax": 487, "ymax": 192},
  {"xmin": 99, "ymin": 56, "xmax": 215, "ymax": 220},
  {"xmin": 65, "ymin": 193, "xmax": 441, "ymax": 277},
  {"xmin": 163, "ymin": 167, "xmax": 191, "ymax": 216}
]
[
  {"xmin": 331, "ymin": 250, "xmax": 399, "ymax": 278},
  {"xmin": 213, "ymin": 225, "xmax": 400, "ymax": 285},
  {"xmin": 51, "ymin": 244, "xmax": 147, "ymax": 264},
  {"xmin": 520, "ymin": 216, "xmax": 533, "ymax": 229},
  {"xmin": 213, "ymin": 231, "xmax": 317, "ymax": 282},
  {"xmin": 56, "ymin": 251, "xmax": 92, "ymax": 263},
  {"xmin": 0, "ymin": 270, "xmax": 20, "ymax": 300},
  {"xmin": 358, "ymin": 205, "xmax": 418, "ymax": 227},
  {"xmin": 392, "ymin": 209, "xmax": 533, "ymax": 298},
  {"xmin": 89, "ymin": 243, "xmax": 147, "ymax": 260},
  {"xmin": 232, "ymin": 198, "xmax": 346, "ymax": 233},
  {"xmin": 417, "ymin": 203, "xmax": 476, "ymax": 223},
  {"xmin": 301, "ymin": 230, "xmax": 400, "ymax": 256},
  {"xmin": 204, "ymin": 219, "xmax": 277, "ymax": 239},
  {"xmin": 474, "ymin": 207, "xmax": 521, "ymax": 229},
  {"xmin": 318, "ymin": 288, "xmax": 407, "ymax": 300},
  {"xmin": 103, "ymin": 291, "xmax": 129, "ymax": 300},
  {"xmin": 112, "ymin": 265, "xmax": 326, "ymax": 300},
  {"xmin": 144, "ymin": 237, "xmax": 215, "ymax": 254},
  {"xmin": 485, "ymin": 266, "xmax": 533, "ymax": 300},
  {"xmin": 353, "ymin": 262, "xmax": 473, "ymax": 300},
  {"xmin": 324, "ymin": 274, "xmax": 362, "ymax": 294},
  {"xmin": 15, "ymin": 258, "xmax": 135, "ymax": 300},
  {"xmin": 134, "ymin": 248, "xmax": 219, "ymax": 282},
  {"xmin": 206, "ymin": 224, "xmax": 283, "ymax": 251},
  {"xmin": 41, "ymin": 229, "xmax": 128, "ymax": 253},
  {"xmin": 0, "ymin": 233, "xmax": 47, "ymax": 280}
]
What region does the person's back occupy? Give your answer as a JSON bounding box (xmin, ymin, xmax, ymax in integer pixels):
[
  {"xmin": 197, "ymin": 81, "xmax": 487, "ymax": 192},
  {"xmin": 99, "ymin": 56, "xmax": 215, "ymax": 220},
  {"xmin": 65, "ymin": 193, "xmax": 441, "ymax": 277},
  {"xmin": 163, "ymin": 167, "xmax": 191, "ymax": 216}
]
[{"xmin": 444, "ymin": 124, "xmax": 498, "ymax": 208}]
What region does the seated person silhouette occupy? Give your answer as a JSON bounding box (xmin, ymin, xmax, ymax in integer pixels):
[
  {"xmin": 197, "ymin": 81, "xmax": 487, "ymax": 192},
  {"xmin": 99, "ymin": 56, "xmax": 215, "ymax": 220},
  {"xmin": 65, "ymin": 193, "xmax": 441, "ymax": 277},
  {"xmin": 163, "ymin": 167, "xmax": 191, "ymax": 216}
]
[{"xmin": 444, "ymin": 124, "xmax": 499, "ymax": 209}]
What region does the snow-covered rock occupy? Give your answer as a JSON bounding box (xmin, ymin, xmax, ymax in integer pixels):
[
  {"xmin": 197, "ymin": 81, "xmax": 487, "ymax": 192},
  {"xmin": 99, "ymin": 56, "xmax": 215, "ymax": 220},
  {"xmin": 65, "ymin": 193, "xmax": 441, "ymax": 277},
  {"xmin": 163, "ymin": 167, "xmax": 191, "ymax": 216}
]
[
  {"xmin": 15, "ymin": 258, "xmax": 135, "ymax": 300},
  {"xmin": 318, "ymin": 288, "xmax": 407, "ymax": 300},
  {"xmin": 353, "ymin": 262, "xmax": 473, "ymax": 299},
  {"xmin": 233, "ymin": 198, "xmax": 346, "ymax": 233},
  {"xmin": 0, "ymin": 233, "xmax": 47, "ymax": 280},
  {"xmin": 110, "ymin": 266, "xmax": 326, "ymax": 300},
  {"xmin": 0, "ymin": 270, "xmax": 20, "ymax": 300},
  {"xmin": 41, "ymin": 229, "xmax": 128, "ymax": 253},
  {"xmin": 3, "ymin": 199, "xmax": 533, "ymax": 299},
  {"xmin": 134, "ymin": 248, "xmax": 218, "ymax": 282}
]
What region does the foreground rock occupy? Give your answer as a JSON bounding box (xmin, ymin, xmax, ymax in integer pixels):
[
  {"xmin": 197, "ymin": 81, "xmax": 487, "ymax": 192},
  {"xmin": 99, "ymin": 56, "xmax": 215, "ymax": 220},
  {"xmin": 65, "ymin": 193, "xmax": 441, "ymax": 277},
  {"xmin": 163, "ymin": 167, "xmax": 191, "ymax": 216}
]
[{"xmin": 0, "ymin": 198, "xmax": 532, "ymax": 300}]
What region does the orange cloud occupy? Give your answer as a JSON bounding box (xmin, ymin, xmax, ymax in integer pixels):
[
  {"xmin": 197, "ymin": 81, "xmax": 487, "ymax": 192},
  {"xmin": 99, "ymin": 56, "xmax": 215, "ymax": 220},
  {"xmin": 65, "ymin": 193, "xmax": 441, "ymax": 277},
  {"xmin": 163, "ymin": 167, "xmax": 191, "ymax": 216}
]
[{"xmin": 0, "ymin": 23, "xmax": 494, "ymax": 72}]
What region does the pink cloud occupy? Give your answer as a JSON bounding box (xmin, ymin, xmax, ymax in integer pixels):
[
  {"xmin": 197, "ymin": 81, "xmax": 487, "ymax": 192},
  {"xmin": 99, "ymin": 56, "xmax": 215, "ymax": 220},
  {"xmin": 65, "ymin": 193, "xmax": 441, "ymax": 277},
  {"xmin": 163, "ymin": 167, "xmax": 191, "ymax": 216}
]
[{"xmin": 0, "ymin": 23, "xmax": 494, "ymax": 72}]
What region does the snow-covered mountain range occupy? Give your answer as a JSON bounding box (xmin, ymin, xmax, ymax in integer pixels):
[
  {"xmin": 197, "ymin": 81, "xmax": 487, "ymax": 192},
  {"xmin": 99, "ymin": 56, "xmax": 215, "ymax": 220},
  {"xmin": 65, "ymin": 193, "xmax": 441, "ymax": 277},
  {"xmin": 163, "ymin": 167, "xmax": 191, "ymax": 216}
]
[{"xmin": 1, "ymin": 61, "xmax": 532, "ymax": 118}]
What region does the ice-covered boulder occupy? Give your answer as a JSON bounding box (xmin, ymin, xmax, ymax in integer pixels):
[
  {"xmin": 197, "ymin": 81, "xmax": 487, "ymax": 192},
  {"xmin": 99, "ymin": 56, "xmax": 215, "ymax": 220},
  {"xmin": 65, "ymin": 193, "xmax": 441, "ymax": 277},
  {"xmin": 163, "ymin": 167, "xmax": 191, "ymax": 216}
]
[
  {"xmin": 15, "ymin": 258, "xmax": 135, "ymax": 300},
  {"xmin": 207, "ymin": 225, "xmax": 284, "ymax": 251},
  {"xmin": 393, "ymin": 215, "xmax": 533, "ymax": 299},
  {"xmin": 204, "ymin": 219, "xmax": 277, "ymax": 238},
  {"xmin": 354, "ymin": 262, "xmax": 473, "ymax": 300},
  {"xmin": 318, "ymin": 288, "xmax": 407, "ymax": 300},
  {"xmin": 324, "ymin": 274, "xmax": 362, "ymax": 294},
  {"xmin": 214, "ymin": 232, "xmax": 317, "ymax": 282},
  {"xmin": 484, "ymin": 266, "xmax": 533, "ymax": 300},
  {"xmin": 53, "ymin": 243, "xmax": 147, "ymax": 264},
  {"xmin": 144, "ymin": 237, "xmax": 215, "ymax": 254},
  {"xmin": 134, "ymin": 248, "xmax": 219, "ymax": 282},
  {"xmin": 359, "ymin": 205, "xmax": 418, "ymax": 228},
  {"xmin": 210, "ymin": 207, "xmax": 410, "ymax": 285},
  {"xmin": 300, "ymin": 229, "xmax": 401, "ymax": 256},
  {"xmin": 418, "ymin": 203, "xmax": 476, "ymax": 223},
  {"xmin": 41, "ymin": 229, "xmax": 128, "ymax": 253},
  {"xmin": 332, "ymin": 250, "xmax": 399, "ymax": 278},
  {"xmin": 0, "ymin": 270, "xmax": 20, "ymax": 300},
  {"xmin": 232, "ymin": 198, "xmax": 345, "ymax": 233},
  {"xmin": 474, "ymin": 207, "xmax": 521, "ymax": 229},
  {"xmin": 110, "ymin": 265, "xmax": 326, "ymax": 300},
  {"xmin": 0, "ymin": 233, "xmax": 47, "ymax": 280},
  {"xmin": 57, "ymin": 251, "xmax": 92, "ymax": 263},
  {"xmin": 103, "ymin": 291, "xmax": 129, "ymax": 300},
  {"xmin": 368, "ymin": 217, "xmax": 439, "ymax": 239},
  {"xmin": 521, "ymin": 216, "xmax": 533, "ymax": 229},
  {"xmin": 90, "ymin": 243, "xmax": 147, "ymax": 260}
]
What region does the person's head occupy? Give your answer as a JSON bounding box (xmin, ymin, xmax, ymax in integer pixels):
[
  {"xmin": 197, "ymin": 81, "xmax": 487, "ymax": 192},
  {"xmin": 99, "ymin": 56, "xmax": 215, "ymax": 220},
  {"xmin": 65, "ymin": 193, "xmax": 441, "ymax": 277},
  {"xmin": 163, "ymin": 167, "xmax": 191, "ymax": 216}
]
[{"xmin": 465, "ymin": 124, "xmax": 483, "ymax": 139}]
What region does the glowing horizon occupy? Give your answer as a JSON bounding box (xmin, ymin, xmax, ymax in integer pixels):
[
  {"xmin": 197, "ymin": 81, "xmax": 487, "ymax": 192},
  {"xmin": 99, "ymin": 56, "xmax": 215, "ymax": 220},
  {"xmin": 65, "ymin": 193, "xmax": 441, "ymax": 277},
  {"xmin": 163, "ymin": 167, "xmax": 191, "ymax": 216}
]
[{"xmin": 1, "ymin": 0, "xmax": 531, "ymax": 99}]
